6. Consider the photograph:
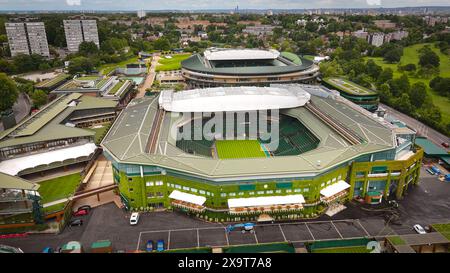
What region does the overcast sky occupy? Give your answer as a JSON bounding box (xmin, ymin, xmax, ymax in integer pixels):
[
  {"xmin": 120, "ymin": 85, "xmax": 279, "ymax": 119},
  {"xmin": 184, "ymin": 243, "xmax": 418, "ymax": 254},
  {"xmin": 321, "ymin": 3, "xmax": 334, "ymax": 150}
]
[{"xmin": 0, "ymin": 0, "xmax": 449, "ymax": 11}]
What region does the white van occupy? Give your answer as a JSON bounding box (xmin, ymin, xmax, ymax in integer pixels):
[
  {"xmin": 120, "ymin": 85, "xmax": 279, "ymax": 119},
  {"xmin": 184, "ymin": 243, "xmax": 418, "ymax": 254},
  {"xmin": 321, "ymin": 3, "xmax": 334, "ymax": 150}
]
[{"xmin": 130, "ymin": 212, "xmax": 140, "ymax": 225}]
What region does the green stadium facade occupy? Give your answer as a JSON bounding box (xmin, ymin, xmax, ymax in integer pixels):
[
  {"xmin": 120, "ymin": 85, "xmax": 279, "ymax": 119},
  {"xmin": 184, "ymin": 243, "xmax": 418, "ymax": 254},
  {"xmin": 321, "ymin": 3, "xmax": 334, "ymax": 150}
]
[
  {"xmin": 322, "ymin": 77, "xmax": 379, "ymax": 112},
  {"xmin": 181, "ymin": 48, "xmax": 320, "ymax": 88},
  {"xmin": 101, "ymin": 85, "xmax": 422, "ymax": 220}
]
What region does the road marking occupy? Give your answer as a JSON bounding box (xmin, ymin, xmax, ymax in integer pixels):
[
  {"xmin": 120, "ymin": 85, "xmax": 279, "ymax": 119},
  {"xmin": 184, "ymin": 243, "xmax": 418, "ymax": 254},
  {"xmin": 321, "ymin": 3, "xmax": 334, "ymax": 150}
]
[
  {"xmin": 331, "ymin": 221, "xmax": 344, "ymax": 239},
  {"xmin": 167, "ymin": 230, "xmax": 171, "ymax": 250},
  {"xmin": 136, "ymin": 232, "xmax": 142, "ymax": 250},
  {"xmin": 357, "ymin": 219, "xmax": 371, "ymax": 237},
  {"xmin": 197, "ymin": 228, "xmax": 200, "ymax": 248},
  {"xmin": 278, "ymin": 224, "xmax": 287, "ymax": 242},
  {"xmin": 304, "ymin": 223, "xmax": 315, "ymax": 241},
  {"xmin": 224, "ymin": 227, "xmax": 230, "ymax": 246},
  {"xmin": 253, "ymin": 229, "xmax": 259, "ymax": 244}
]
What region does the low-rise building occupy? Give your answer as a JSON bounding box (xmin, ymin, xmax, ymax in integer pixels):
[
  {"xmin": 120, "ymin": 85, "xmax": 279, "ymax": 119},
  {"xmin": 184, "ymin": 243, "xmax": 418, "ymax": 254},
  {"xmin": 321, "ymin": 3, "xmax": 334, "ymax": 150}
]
[{"xmin": 0, "ymin": 93, "xmax": 117, "ymax": 178}]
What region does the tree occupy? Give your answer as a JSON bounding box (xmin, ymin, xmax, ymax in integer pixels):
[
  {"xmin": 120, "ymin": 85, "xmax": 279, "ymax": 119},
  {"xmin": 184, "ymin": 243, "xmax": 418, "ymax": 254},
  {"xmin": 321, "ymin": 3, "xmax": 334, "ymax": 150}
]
[
  {"xmin": 429, "ymin": 76, "xmax": 450, "ymax": 98},
  {"xmin": 389, "ymin": 74, "xmax": 410, "ymax": 96},
  {"xmin": 377, "ymin": 68, "xmax": 394, "ymax": 86},
  {"xmin": 78, "ymin": 41, "xmax": 99, "ymax": 56},
  {"xmin": 153, "ymin": 37, "xmax": 171, "ymax": 51},
  {"xmin": 377, "ymin": 83, "xmax": 392, "ymax": 103},
  {"xmin": 419, "ymin": 46, "xmax": 440, "ymax": 68},
  {"xmin": 409, "ymin": 82, "xmax": 427, "ymax": 108},
  {"xmin": 30, "ymin": 89, "xmax": 48, "ymax": 108},
  {"xmin": 384, "ymin": 47, "xmax": 403, "ymax": 63},
  {"xmin": 393, "ymin": 93, "xmax": 414, "ymax": 114},
  {"xmin": 0, "ymin": 73, "xmax": 19, "ymax": 112},
  {"xmin": 366, "ymin": 59, "xmax": 382, "ymax": 80},
  {"xmin": 68, "ymin": 57, "xmax": 95, "ymax": 75}
]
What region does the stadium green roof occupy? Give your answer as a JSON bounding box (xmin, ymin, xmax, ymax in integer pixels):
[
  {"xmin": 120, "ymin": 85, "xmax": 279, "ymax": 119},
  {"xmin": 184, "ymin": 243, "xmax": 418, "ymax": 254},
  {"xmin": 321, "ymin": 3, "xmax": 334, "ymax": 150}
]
[
  {"xmin": 0, "ymin": 172, "xmax": 39, "ymax": 190},
  {"xmin": 323, "ymin": 77, "xmax": 377, "ymax": 96},
  {"xmin": 181, "ymin": 53, "xmax": 316, "ymax": 76},
  {"xmin": 102, "ymin": 89, "xmax": 395, "ymax": 181},
  {"xmin": 0, "ymin": 93, "xmax": 117, "ymax": 149},
  {"xmin": 415, "ymin": 137, "xmax": 448, "ymax": 156}
]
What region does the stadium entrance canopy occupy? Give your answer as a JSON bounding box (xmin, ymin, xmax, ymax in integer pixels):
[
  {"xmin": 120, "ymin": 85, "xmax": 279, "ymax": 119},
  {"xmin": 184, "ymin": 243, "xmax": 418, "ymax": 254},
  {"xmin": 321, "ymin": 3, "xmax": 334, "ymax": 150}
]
[
  {"xmin": 228, "ymin": 194, "xmax": 305, "ymax": 214},
  {"xmin": 320, "ymin": 180, "xmax": 351, "ymax": 203},
  {"xmin": 0, "ymin": 143, "xmax": 97, "ymax": 176},
  {"xmin": 159, "ymin": 87, "xmax": 311, "ymax": 113}
]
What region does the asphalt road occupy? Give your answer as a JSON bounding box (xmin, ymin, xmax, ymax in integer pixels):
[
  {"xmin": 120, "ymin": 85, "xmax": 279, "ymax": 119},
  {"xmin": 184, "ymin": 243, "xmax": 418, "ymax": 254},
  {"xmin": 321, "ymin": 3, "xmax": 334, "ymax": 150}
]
[
  {"xmin": 380, "ymin": 103, "xmax": 449, "ymax": 147},
  {"xmin": 1, "ymin": 166, "xmax": 449, "ymax": 252},
  {"xmin": 0, "ymin": 92, "xmax": 31, "ymax": 131}
]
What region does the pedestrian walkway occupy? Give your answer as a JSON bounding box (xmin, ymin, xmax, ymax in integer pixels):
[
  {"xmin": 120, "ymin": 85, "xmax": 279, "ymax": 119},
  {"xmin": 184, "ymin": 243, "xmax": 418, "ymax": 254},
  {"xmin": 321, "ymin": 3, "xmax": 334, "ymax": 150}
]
[{"xmin": 137, "ymin": 56, "xmax": 159, "ymax": 98}]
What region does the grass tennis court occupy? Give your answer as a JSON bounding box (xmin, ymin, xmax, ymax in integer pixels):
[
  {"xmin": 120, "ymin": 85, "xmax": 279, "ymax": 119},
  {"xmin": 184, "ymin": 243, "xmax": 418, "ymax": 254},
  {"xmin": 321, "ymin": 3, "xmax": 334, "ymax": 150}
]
[
  {"xmin": 311, "ymin": 246, "xmax": 372, "ymax": 253},
  {"xmin": 216, "ymin": 140, "xmax": 267, "ymax": 159}
]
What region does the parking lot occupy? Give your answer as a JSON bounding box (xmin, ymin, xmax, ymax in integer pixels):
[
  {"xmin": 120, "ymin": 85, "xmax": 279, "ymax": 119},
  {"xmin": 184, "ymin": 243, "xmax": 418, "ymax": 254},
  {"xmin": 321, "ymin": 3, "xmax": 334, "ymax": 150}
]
[{"xmin": 136, "ymin": 218, "xmax": 396, "ymax": 251}]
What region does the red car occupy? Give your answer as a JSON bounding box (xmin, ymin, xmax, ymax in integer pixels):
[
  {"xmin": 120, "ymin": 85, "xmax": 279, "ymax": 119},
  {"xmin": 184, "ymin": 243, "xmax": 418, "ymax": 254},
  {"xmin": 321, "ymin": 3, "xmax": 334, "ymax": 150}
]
[
  {"xmin": 73, "ymin": 209, "xmax": 88, "ymax": 216},
  {"xmin": 442, "ymin": 142, "xmax": 449, "ymax": 148}
]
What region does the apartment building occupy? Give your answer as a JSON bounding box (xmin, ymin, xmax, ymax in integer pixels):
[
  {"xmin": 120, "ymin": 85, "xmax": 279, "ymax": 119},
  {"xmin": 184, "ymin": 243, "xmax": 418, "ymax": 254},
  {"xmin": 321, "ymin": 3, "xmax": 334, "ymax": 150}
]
[
  {"xmin": 64, "ymin": 20, "xmax": 100, "ymax": 52},
  {"xmin": 5, "ymin": 22, "xmax": 50, "ymax": 57}
]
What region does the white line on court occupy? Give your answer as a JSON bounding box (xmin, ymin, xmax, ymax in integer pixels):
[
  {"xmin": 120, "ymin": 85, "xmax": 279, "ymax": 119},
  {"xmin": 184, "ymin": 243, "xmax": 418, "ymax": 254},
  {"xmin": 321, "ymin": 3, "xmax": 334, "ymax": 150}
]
[{"xmin": 136, "ymin": 232, "xmax": 142, "ymax": 250}]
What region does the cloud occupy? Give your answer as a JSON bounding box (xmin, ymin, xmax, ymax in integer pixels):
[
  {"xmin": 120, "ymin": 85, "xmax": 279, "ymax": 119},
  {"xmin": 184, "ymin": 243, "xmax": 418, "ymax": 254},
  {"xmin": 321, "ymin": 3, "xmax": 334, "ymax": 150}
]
[
  {"xmin": 366, "ymin": 0, "xmax": 381, "ymax": 5},
  {"xmin": 66, "ymin": 0, "xmax": 81, "ymax": 6}
]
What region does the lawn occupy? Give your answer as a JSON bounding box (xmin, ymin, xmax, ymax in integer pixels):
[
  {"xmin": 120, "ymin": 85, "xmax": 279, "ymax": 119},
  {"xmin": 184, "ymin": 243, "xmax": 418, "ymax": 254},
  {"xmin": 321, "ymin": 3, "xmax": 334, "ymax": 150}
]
[
  {"xmin": 99, "ymin": 56, "xmax": 140, "ymax": 75},
  {"xmin": 38, "ymin": 173, "xmax": 82, "ymax": 205},
  {"xmin": 87, "ymin": 122, "xmax": 112, "ymax": 144},
  {"xmin": 364, "ymin": 43, "xmax": 450, "ymax": 123},
  {"xmin": 312, "ymin": 246, "xmax": 372, "ymax": 253},
  {"xmin": 324, "ymin": 77, "xmax": 377, "ymax": 95},
  {"xmin": 223, "ymin": 243, "xmax": 295, "ymax": 253},
  {"xmin": 108, "ymin": 81, "xmax": 125, "ymax": 95},
  {"xmin": 155, "ymin": 53, "xmax": 192, "ymax": 72},
  {"xmin": 216, "ymin": 140, "xmax": 267, "ymax": 159},
  {"xmin": 35, "ymin": 73, "xmax": 70, "ymax": 88},
  {"xmin": 431, "ymin": 223, "xmax": 450, "ymax": 240}
]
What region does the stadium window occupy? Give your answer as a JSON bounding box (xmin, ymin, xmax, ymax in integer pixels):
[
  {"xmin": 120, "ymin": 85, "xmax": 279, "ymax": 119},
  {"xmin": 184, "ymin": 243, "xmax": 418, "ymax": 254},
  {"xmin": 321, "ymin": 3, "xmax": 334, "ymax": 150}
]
[
  {"xmin": 321, "ymin": 183, "xmax": 324, "ymax": 187},
  {"xmin": 275, "ymin": 190, "xmax": 281, "ymax": 194},
  {"xmin": 332, "ymin": 178, "xmax": 337, "ymax": 182},
  {"xmin": 175, "ymin": 185, "xmax": 181, "ymax": 189},
  {"xmin": 199, "ymin": 190, "xmax": 205, "ymax": 195},
  {"xmin": 206, "ymin": 192, "xmax": 211, "ymax": 196},
  {"xmin": 147, "ymin": 192, "xmax": 155, "ymax": 198},
  {"xmin": 129, "ymin": 188, "xmax": 134, "ymax": 192},
  {"xmin": 286, "ymin": 189, "xmax": 292, "ymax": 193},
  {"xmin": 183, "ymin": 186, "xmax": 190, "ymax": 191},
  {"xmin": 156, "ymin": 181, "xmax": 163, "ymax": 186},
  {"xmin": 229, "ymin": 193, "xmax": 236, "ymax": 196},
  {"xmin": 304, "ymin": 188, "xmax": 309, "ymax": 192},
  {"xmin": 191, "ymin": 188, "xmax": 198, "ymax": 193},
  {"xmin": 221, "ymin": 193, "xmax": 227, "ymax": 197},
  {"xmin": 249, "ymin": 192, "xmax": 255, "ymax": 195},
  {"xmin": 156, "ymin": 192, "xmax": 163, "ymax": 197},
  {"xmin": 146, "ymin": 182, "xmax": 154, "ymax": 187},
  {"xmin": 257, "ymin": 191, "xmax": 264, "ymax": 195},
  {"xmin": 294, "ymin": 189, "xmax": 301, "ymax": 193},
  {"xmin": 238, "ymin": 192, "xmax": 244, "ymax": 196},
  {"xmin": 338, "ymin": 175, "xmax": 342, "ymax": 180},
  {"xmin": 326, "ymin": 180, "xmax": 330, "ymax": 185}
]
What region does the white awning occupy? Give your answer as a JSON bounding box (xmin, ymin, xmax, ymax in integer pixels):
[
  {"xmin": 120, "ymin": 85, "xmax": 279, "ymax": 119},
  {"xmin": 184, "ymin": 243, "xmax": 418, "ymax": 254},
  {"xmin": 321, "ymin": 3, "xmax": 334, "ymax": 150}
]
[
  {"xmin": 228, "ymin": 194, "xmax": 305, "ymax": 208},
  {"xmin": 0, "ymin": 143, "xmax": 97, "ymax": 176},
  {"xmin": 320, "ymin": 180, "xmax": 351, "ymax": 198},
  {"xmin": 169, "ymin": 190, "xmax": 206, "ymax": 206}
]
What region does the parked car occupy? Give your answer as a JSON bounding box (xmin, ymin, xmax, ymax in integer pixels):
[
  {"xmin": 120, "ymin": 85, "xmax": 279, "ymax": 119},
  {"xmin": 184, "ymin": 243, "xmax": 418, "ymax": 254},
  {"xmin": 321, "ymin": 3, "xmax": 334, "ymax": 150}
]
[
  {"xmin": 73, "ymin": 209, "xmax": 88, "ymax": 217},
  {"xmin": 77, "ymin": 205, "xmax": 92, "ymax": 212},
  {"xmin": 69, "ymin": 219, "xmax": 83, "ymax": 227},
  {"xmin": 413, "ymin": 224, "xmax": 427, "ymax": 234},
  {"xmin": 130, "ymin": 212, "xmax": 140, "ymax": 225},
  {"xmin": 442, "ymin": 142, "xmax": 449, "ymax": 148},
  {"xmin": 426, "ymin": 168, "xmax": 435, "ymax": 175},
  {"xmin": 156, "ymin": 240, "xmax": 165, "ymax": 252},
  {"xmin": 146, "ymin": 240, "xmax": 154, "ymax": 252},
  {"xmin": 42, "ymin": 247, "xmax": 54, "ymax": 253}
]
